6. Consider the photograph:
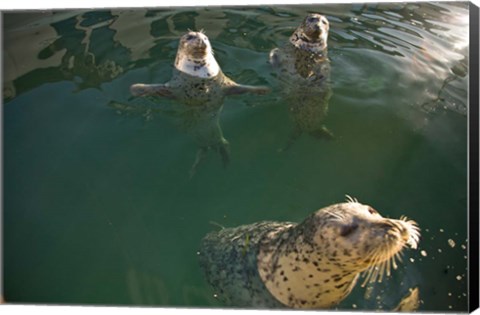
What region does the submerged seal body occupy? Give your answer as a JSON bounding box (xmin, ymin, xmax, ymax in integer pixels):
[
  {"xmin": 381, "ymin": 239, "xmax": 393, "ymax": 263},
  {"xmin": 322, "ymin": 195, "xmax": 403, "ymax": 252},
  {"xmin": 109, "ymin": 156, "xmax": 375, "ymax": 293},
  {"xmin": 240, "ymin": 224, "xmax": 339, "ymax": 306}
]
[
  {"xmin": 130, "ymin": 31, "xmax": 269, "ymax": 175},
  {"xmin": 269, "ymin": 14, "xmax": 333, "ymax": 149},
  {"xmin": 199, "ymin": 197, "xmax": 420, "ymax": 309},
  {"xmin": 131, "ymin": 31, "xmax": 269, "ymax": 106}
]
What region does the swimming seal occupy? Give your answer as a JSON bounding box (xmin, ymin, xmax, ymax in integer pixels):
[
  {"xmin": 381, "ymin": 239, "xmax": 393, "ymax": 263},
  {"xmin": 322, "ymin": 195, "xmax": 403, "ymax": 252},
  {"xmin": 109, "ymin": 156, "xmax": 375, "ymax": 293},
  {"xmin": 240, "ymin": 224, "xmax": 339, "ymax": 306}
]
[
  {"xmin": 198, "ymin": 196, "xmax": 420, "ymax": 309},
  {"xmin": 269, "ymin": 14, "xmax": 334, "ymax": 150},
  {"xmin": 131, "ymin": 31, "xmax": 269, "ymax": 106},
  {"xmin": 130, "ymin": 31, "xmax": 270, "ymax": 176}
]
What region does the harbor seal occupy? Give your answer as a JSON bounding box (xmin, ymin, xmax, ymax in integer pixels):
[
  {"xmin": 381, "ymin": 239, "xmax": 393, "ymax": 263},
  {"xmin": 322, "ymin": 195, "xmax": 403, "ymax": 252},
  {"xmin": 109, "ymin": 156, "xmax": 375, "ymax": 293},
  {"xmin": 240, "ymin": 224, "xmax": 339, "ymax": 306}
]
[
  {"xmin": 269, "ymin": 14, "xmax": 333, "ymax": 150},
  {"xmin": 130, "ymin": 31, "xmax": 270, "ymax": 176},
  {"xmin": 198, "ymin": 196, "xmax": 420, "ymax": 309},
  {"xmin": 130, "ymin": 31, "xmax": 269, "ymax": 105}
]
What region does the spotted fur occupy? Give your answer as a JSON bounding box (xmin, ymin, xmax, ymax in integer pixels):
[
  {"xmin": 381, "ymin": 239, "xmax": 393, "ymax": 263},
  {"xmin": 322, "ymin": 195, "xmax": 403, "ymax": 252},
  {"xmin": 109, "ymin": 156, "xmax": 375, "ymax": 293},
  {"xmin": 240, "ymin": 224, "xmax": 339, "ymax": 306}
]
[
  {"xmin": 130, "ymin": 31, "xmax": 269, "ymax": 176},
  {"xmin": 269, "ymin": 14, "xmax": 333, "ymax": 149},
  {"xmin": 131, "ymin": 31, "xmax": 269, "ymax": 109},
  {"xmin": 199, "ymin": 198, "xmax": 420, "ymax": 309}
]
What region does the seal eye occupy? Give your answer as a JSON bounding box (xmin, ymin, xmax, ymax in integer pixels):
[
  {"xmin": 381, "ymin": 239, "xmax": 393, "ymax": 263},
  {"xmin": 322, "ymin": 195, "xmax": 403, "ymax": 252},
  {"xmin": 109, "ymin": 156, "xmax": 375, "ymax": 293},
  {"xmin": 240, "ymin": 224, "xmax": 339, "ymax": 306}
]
[
  {"xmin": 321, "ymin": 19, "xmax": 328, "ymax": 25},
  {"xmin": 186, "ymin": 34, "xmax": 196, "ymax": 41},
  {"xmin": 367, "ymin": 207, "xmax": 378, "ymax": 215},
  {"xmin": 340, "ymin": 223, "xmax": 359, "ymax": 237}
]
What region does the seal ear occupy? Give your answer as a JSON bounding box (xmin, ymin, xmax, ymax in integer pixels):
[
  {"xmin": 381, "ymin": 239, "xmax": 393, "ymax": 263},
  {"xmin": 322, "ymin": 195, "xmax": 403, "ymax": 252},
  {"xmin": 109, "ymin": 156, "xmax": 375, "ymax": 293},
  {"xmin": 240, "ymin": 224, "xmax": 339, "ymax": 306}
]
[
  {"xmin": 224, "ymin": 84, "xmax": 271, "ymax": 96},
  {"xmin": 130, "ymin": 83, "xmax": 175, "ymax": 99}
]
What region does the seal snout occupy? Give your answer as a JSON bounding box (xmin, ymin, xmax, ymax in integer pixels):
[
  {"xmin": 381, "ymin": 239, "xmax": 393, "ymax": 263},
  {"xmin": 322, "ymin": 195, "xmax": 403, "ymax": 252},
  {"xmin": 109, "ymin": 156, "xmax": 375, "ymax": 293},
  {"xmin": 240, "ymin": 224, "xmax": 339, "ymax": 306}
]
[
  {"xmin": 377, "ymin": 220, "xmax": 406, "ymax": 239},
  {"xmin": 181, "ymin": 31, "xmax": 211, "ymax": 59},
  {"xmin": 289, "ymin": 13, "xmax": 329, "ymax": 52},
  {"xmin": 303, "ymin": 14, "xmax": 329, "ymax": 42},
  {"xmin": 374, "ymin": 219, "xmax": 419, "ymax": 252}
]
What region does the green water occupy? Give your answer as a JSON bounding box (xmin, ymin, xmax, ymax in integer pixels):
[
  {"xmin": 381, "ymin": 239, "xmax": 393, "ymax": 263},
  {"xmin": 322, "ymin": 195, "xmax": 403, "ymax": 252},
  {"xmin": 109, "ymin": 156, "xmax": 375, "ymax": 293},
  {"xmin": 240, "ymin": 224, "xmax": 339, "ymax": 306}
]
[{"xmin": 2, "ymin": 2, "xmax": 470, "ymax": 311}]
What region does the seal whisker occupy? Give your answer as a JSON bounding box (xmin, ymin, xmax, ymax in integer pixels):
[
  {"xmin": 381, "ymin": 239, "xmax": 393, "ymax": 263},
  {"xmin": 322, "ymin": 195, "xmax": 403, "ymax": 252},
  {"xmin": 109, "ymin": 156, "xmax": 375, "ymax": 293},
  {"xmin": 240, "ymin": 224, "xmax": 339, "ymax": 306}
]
[
  {"xmin": 361, "ymin": 267, "xmax": 374, "ymax": 287},
  {"xmin": 362, "ymin": 250, "xmax": 377, "ymax": 286},
  {"xmin": 376, "ymin": 250, "xmax": 386, "ymax": 282},
  {"xmin": 401, "ymin": 219, "xmax": 420, "ymax": 249},
  {"xmin": 200, "ymin": 198, "xmax": 420, "ymax": 309},
  {"xmin": 392, "ymin": 252, "xmax": 399, "ymax": 270},
  {"xmin": 362, "ymin": 247, "xmax": 383, "ymax": 286},
  {"xmin": 396, "ymin": 251, "xmax": 404, "ymax": 264},
  {"xmin": 377, "ymin": 261, "xmax": 385, "ymax": 283},
  {"xmin": 363, "ymin": 240, "xmax": 399, "ymax": 285},
  {"xmin": 345, "ymin": 195, "xmax": 359, "ymax": 203},
  {"xmin": 373, "ymin": 259, "xmax": 383, "ymax": 283},
  {"xmin": 323, "ymin": 208, "xmax": 347, "ymax": 222},
  {"xmin": 385, "ymin": 255, "xmax": 391, "ymax": 278}
]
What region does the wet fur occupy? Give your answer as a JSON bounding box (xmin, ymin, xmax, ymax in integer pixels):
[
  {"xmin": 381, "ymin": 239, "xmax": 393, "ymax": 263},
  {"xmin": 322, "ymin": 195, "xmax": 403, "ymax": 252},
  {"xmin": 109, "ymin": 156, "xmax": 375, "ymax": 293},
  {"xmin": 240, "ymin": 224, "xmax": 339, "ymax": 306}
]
[
  {"xmin": 199, "ymin": 197, "xmax": 420, "ymax": 309},
  {"xmin": 269, "ymin": 14, "xmax": 334, "ymax": 149},
  {"xmin": 130, "ymin": 31, "xmax": 269, "ymax": 176}
]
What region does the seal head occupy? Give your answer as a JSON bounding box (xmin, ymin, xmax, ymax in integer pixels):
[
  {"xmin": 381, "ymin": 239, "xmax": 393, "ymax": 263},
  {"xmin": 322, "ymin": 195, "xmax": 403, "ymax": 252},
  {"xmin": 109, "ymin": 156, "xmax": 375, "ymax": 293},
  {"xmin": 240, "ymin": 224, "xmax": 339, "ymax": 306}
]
[
  {"xmin": 257, "ymin": 197, "xmax": 420, "ymax": 308},
  {"xmin": 289, "ymin": 13, "xmax": 329, "ymax": 54},
  {"xmin": 174, "ymin": 31, "xmax": 220, "ymax": 78}
]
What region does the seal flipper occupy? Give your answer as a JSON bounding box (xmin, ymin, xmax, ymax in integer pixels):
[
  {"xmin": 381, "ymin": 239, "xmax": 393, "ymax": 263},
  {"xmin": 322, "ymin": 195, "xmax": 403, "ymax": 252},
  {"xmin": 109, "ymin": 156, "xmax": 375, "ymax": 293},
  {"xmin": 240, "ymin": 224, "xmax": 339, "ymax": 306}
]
[
  {"xmin": 280, "ymin": 126, "xmax": 333, "ymax": 152},
  {"xmin": 189, "ymin": 141, "xmax": 230, "ymax": 178},
  {"xmin": 130, "ymin": 83, "xmax": 175, "ymax": 99},
  {"xmin": 278, "ymin": 127, "xmax": 303, "ymax": 152},
  {"xmin": 393, "ymin": 287, "xmax": 420, "ymax": 312},
  {"xmin": 216, "ymin": 138, "xmax": 230, "ymax": 168},
  {"xmin": 224, "ymin": 84, "xmax": 270, "ymax": 96},
  {"xmin": 309, "ymin": 126, "xmax": 334, "ymax": 140},
  {"xmin": 190, "ymin": 147, "xmax": 208, "ymax": 179}
]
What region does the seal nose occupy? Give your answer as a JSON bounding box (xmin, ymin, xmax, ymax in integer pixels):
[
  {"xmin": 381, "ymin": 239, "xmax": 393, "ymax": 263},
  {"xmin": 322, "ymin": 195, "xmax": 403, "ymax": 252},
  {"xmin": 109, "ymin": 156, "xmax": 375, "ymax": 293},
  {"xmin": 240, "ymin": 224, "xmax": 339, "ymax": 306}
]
[
  {"xmin": 398, "ymin": 224, "xmax": 409, "ymax": 239},
  {"xmin": 378, "ymin": 221, "xmax": 395, "ymax": 231},
  {"xmin": 305, "ymin": 24, "xmax": 322, "ymax": 40},
  {"xmin": 192, "ymin": 40, "xmax": 206, "ymax": 51},
  {"xmin": 185, "ymin": 33, "xmax": 207, "ymax": 47},
  {"xmin": 378, "ymin": 220, "xmax": 409, "ymax": 239},
  {"xmin": 194, "ymin": 35, "xmax": 208, "ymax": 49}
]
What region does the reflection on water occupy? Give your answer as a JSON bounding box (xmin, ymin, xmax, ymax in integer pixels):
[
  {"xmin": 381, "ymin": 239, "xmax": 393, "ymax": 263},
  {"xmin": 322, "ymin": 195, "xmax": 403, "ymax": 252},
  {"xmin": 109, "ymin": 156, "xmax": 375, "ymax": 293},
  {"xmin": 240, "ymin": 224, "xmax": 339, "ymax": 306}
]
[
  {"xmin": 4, "ymin": 11, "xmax": 128, "ymax": 97},
  {"xmin": 3, "ymin": 3, "xmax": 469, "ymax": 116},
  {"xmin": 2, "ymin": 2, "xmax": 470, "ymax": 312}
]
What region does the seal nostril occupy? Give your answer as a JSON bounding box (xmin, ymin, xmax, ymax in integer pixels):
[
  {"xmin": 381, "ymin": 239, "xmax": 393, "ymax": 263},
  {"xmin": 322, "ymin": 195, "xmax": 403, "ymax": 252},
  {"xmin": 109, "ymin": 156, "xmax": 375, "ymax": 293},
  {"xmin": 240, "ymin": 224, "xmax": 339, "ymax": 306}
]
[
  {"xmin": 340, "ymin": 223, "xmax": 359, "ymax": 237},
  {"xmin": 378, "ymin": 222, "xmax": 395, "ymax": 231}
]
